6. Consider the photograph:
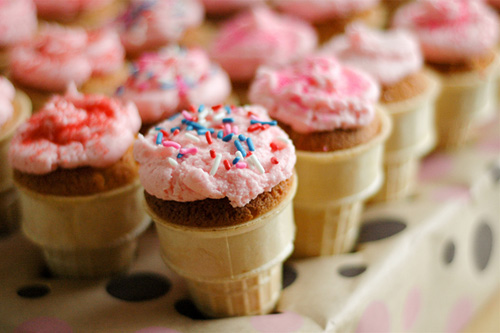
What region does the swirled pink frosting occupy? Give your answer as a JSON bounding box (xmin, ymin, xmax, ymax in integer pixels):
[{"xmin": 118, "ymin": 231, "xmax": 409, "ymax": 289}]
[
  {"xmin": 249, "ymin": 55, "xmax": 380, "ymax": 133},
  {"xmin": 117, "ymin": 46, "xmax": 231, "ymax": 124},
  {"xmin": 0, "ymin": 77, "xmax": 15, "ymax": 128},
  {"xmin": 392, "ymin": 0, "xmax": 500, "ymax": 63},
  {"xmin": 272, "ymin": 0, "xmax": 381, "ymax": 22},
  {"xmin": 8, "ymin": 89, "xmax": 141, "ymax": 174},
  {"xmin": 134, "ymin": 104, "xmax": 296, "ymax": 207},
  {"xmin": 33, "ymin": 0, "xmax": 114, "ymax": 20},
  {"xmin": 321, "ymin": 23, "xmax": 423, "ymax": 86},
  {"xmin": 201, "ymin": 0, "xmax": 265, "ymax": 14},
  {"xmin": 210, "ymin": 6, "xmax": 318, "ymax": 82},
  {"xmin": 86, "ymin": 29, "xmax": 126, "ymax": 76},
  {"xmin": 117, "ymin": 0, "xmax": 204, "ymax": 55},
  {"xmin": 0, "ymin": 0, "xmax": 37, "ymax": 48}
]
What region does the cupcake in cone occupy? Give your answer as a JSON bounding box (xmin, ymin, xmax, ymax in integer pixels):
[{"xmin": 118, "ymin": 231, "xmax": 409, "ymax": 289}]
[
  {"xmin": 487, "ymin": 0, "xmax": 500, "ymax": 108},
  {"xmin": 249, "ymin": 55, "xmax": 392, "ymax": 257},
  {"xmin": 209, "ymin": 6, "xmax": 317, "ymax": 104},
  {"xmin": 8, "ymin": 87, "xmax": 149, "ymax": 278},
  {"xmin": 321, "ymin": 23, "xmax": 441, "ymax": 202},
  {"xmin": 0, "ymin": 0, "xmax": 38, "ymax": 73},
  {"xmin": 116, "ymin": 45, "xmax": 232, "ymax": 134},
  {"xmin": 271, "ymin": 0, "xmax": 387, "ymax": 44},
  {"xmin": 393, "ymin": 0, "xmax": 500, "ymax": 149},
  {"xmin": 134, "ymin": 104, "xmax": 297, "ymax": 317},
  {"xmin": 0, "ymin": 76, "xmax": 32, "ymax": 233},
  {"xmin": 8, "ymin": 23, "xmax": 128, "ymax": 111}
]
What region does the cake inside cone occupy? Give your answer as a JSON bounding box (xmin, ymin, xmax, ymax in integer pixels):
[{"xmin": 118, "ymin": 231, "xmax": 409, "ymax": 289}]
[
  {"xmin": 426, "ymin": 51, "xmax": 497, "ymax": 74},
  {"xmin": 380, "ymin": 71, "xmax": 429, "ymax": 104}
]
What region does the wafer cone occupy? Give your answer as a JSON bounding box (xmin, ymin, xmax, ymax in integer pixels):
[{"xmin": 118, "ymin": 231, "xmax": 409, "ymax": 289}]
[
  {"xmin": 371, "ymin": 70, "xmax": 440, "ymax": 202},
  {"xmin": 18, "ymin": 179, "xmax": 150, "ymax": 278},
  {"xmin": 81, "ymin": 64, "xmax": 130, "ymax": 97},
  {"xmin": 0, "ymin": 50, "xmax": 9, "ymax": 74},
  {"xmin": 0, "ymin": 90, "xmax": 31, "ymax": 233},
  {"xmin": 292, "ymin": 108, "xmax": 391, "ymax": 258},
  {"xmin": 432, "ymin": 52, "xmax": 499, "ymax": 150},
  {"xmin": 147, "ymin": 174, "xmax": 297, "ymax": 318}
]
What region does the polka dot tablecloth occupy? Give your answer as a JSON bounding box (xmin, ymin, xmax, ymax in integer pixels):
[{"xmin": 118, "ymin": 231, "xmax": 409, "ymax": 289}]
[{"xmin": 1, "ymin": 117, "xmax": 499, "ymax": 332}]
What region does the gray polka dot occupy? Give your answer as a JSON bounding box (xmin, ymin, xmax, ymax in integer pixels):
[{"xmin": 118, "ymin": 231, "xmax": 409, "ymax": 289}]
[
  {"xmin": 443, "ymin": 240, "xmax": 455, "ymax": 265},
  {"xmin": 473, "ymin": 222, "xmax": 494, "ymax": 272}
]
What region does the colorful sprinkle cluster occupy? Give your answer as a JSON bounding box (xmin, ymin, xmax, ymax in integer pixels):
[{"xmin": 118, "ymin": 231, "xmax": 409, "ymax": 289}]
[
  {"xmin": 118, "ymin": 0, "xmax": 158, "ymax": 30},
  {"xmin": 150, "ymin": 104, "xmax": 288, "ymax": 176}
]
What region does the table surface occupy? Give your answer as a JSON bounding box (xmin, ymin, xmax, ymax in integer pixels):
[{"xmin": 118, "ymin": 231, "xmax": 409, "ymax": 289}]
[{"xmin": 463, "ymin": 288, "xmax": 500, "ymax": 333}]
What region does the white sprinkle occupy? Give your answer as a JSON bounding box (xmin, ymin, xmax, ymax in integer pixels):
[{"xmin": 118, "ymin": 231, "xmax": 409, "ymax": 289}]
[
  {"xmin": 210, "ymin": 154, "xmax": 222, "ymax": 176},
  {"xmin": 213, "ymin": 111, "xmax": 226, "ymax": 121},
  {"xmin": 276, "ymin": 137, "xmax": 289, "ymax": 144},
  {"xmin": 185, "ymin": 133, "xmax": 200, "ymax": 142},
  {"xmin": 198, "ymin": 107, "xmax": 210, "ymax": 120},
  {"xmin": 235, "ymin": 151, "xmax": 243, "ymax": 159},
  {"xmin": 248, "ymin": 154, "xmax": 265, "ymax": 174},
  {"xmin": 168, "ymin": 157, "xmax": 178, "ymax": 167}
]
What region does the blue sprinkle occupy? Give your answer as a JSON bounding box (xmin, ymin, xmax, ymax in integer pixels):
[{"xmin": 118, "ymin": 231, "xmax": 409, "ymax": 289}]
[
  {"xmin": 238, "ymin": 134, "xmax": 246, "ymax": 141},
  {"xmin": 186, "ymin": 125, "xmax": 193, "ymax": 131},
  {"xmin": 198, "ymin": 105, "xmax": 205, "ymax": 113},
  {"xmin": 181, "ymin": 119, "xmax": 188, "ymax": 124},
  {"xmin": 222, "ymin": 133, "xmax": 234, "ymax": 142},
  {"xmin": 146, "ymin": 71, "xmax": 155, "ymax": 79},
  {"xmin": 155, "ymin": 132, "xmax": 163, "ymax": 145},
  {"xmin": 177, "ymin": 153, "xmax": 184, "ymax": 159},
  {"xmin": 232, "ymin": 157, "xmax": 240, "ymax": 165},
  {"xmin": 197, "ymin": 129, "xmax": 208, "ymax": 135},
  {"xmin": 225, "ymin": 105, "xmax": 231, "ymax": 114},
  {"xmin": 185, "ymin": 121, "xmax": 206, "ymax": 130},
  {"xmin": 217, "ymin": 130, "xmax": 224, "ymax": 139},
  {"xmin": 246, "ymin": 137, "xmax": 255, "ymax": 151},
  {"xmin": 234, "ymin": 140, "xmax": 247, "ymax": 157},
  {"xmin": 170, "ymin": 126, "xmax": 180, "ymax": 133},
  {"xmin": 250, "ymin": 120, "xmax": 278, "ymax": 126},
  {"xmin": 155, "ymin": 126, "xmax": 165, "ymax": 131},
  {"xmin": 115, "ymin": 86, "xmax": 124, "ymax": 96},
  {"xmin": 222, "ymin": 118, "xmax": 234, "ymax": 123},
  {"xmin": 208, "ymin": 128, "xmax": 215, "ymax": 134},
  {"xmin": 160, "ymin": 82, "xmax": 176, "ymax": 90},
  {"xmin": 169, "ymin": 113, "xmax": 181, "ymax": 121}
]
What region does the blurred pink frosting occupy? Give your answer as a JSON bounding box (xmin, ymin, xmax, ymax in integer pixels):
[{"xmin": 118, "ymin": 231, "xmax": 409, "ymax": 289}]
[
  {"xmin": 134, "ymin": 104, "xmax": 296, "ymax": 207},
  {"xmin": 392, "ymin": 0, "xmax": 500, "ymax": 63},
  {"xmin": 210, "ymin": 6, "xmax": 318, "ymax": 82},
  {"xmin": 0, "ymin": 0, "xmax": 37, "ymax": 48},
  {"xmin": 321, "ymin": 23, "xmax": 423, "ymax": 86},
  {"xmin": 0, "ymin": 77, "xmax": 15, "ymax": 128},
  {"xmin": 10, "ymin": 24, "xmax": 125, "ymax": 91},
  {"xmin": 9, "ymin": 89, "xmax": 141, "ymax": 174},
  {"xmin": 201, "ymin": 0, "xmax": 265, "ymax": 14},
  {"xmin": 33, "ymin": 0, "xmax": 114, "ymax": 20},
  {"xmin": 117, "ymin": 0, "xmax": 204, "ymax": 55},
  {"xmin": 249, "ymin": 55, "xmax": 380, "ymax": 133},
  {"xmin": 117, "ymin": 46, "xmax": 231, "ymax": 124},
  {"xmin": 272, "ymin": 0, "xmax": 381, "ymax": 22}
]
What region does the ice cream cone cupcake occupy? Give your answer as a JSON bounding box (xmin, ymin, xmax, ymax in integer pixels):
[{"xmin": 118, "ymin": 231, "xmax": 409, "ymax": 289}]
[
  {"xmin": 8, "ymin": 88, "xmax": 149, "ymax": 278},
  {"xmin": 393, "ymin": 0, "xmax": 500, "ymax": 149},
  {"xmin": 0, "ymin": 77, "xmax": 32, "ymax": 233},
  {"xmin": 249, "ymin": 56, "xmax": 392, "ymax": 257},
  {"xmin": 134, "ymin": 104, "xmax": 297, "ymax": 317},
  {"xmin": 321, "ymin": 23, "xmax": 441, "ymax": 202}
]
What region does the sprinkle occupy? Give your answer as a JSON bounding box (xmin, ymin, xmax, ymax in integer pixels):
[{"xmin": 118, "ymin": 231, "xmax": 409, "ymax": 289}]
[
  {"xmin": 234, "ymin": 140, "xmax": 247, "ymax": 157},
  {"xmin": 185, "ymin": 121, "xmax": 207, "ymax": 130},
  {"xmin": 235, "ymin": 162, "xmax": 247, "ymax": 169},
  {"xmin": 170, "ymin": 126, "xmax": 181, "ymax": 133},
  {"xmin": 212, "ymin": 104, "xmax": 222, "ymax": 111},
  {"xmin": 225, "ymin": 105, "xmax": 232, "ymax": 114},
  {"xmin": 177, "ymin": 153, "xmax": 184, "ymax": 158},
  {"xmin": 247, "ymin": 111, "xmax": 256, "ymax": 118},
  {"xmin": 247, "ymin": 151, "xmax": 253, "ymax": 157},
  {"xmin": 232, "ymin": 157, "xmax": 240, "ymax": 165},
  {"xmin": 160, "ymin": 82, "xmax": 176, "ymax": 90},
  {"xmin": 248, "ymin": 154, "xmax": 265, "ymax": 174},
  {"xmin": 248, "ymin": 124, "xmax": 262, "ymax": 132},
  {"xmin": 210, "ymin": 154, "xmax": 222, "ymax": 176},
  {"xmin": 168, "ymin": 157, "xmax": 178, "ymax": 166},
  {"xmin": 223, "ymin": 159, "xmax": 231, "ymax": 170},
  {"xmin": 185, "ymin": 133, "xmax": 200, "ymax": 142},
  {"xmin": 238, "ymin": 134, "xmax": 246, "ymax": 141},
  {"xmin": 222, "ymin": 118, "xmax": 234, "ymax": 123},
  {"xmin": 186, "ymin": 125, "xmax": 194, "ymax": 131},
  {"xmin": 250, "ymin": 119, "xmax": 277, "ymax": 126},
  {"xmin": 163, "ymin": 141, "xmax": 181, "ymax": 149},
  {"xmin": 182, "ymin": 110, "xmax": 193, "ymax": 121},
  {"xmin": 205, "ymin": 131, "xmax": 213, "ymax": 144},
  {"xmin": 232, "ymin": 125, "xmax": 239, "ymax": 135},
  {"xmin": 116, "ymin": 86, "xmax": 125, "ymax": 96},
  {"xmin": 262, "ymin": 124, "xmax": 270, "ymax": 130},
  {"xmin": 188, "ymin": 105, "xmax": 196, "ymax": 113},
  {"xmin": 198, "ymin": 104, "xmax": 205, "ymax": 113},
  {"xmin": 180, "ymin": 147, "xmax": 198, "ymax": 155},
  {"xmin": 271, "ymin": 157, "xmax": 279, "ymax": 164},
  {"xmin": 197, "ymin": 129, "xmax": 208, "ymax": 135},
  {"xmin": 172, "ymin": 129, "xmax": 180, "ymax": 136},
  {"xmin": 213, "ymin": 112, "xmax": 226, "ymax": 121},
  {"xmin": 155, "ymin": 132, "xmax": 163, "ymax": 145},
  {"xmin": 224, "ymin": 123, "xmax": 232, "ymax": 136},
  {"xmin": 217, "ymin": 130, "xmax": 223, "ymax": 139},
  {"xmin": 246, "ymin": 137, "xmax": 255, "ymax": 151},
  {"xmin": 210, "ymin": 149, "xmax": 216, "ymax": 158},
  {"xmin": 276, "ymin": 137, "xmax": 289, "ymax": 144},
  {"xmin": 169, "ymin": 113, "xmax": 181, "ymax": 121},
  {"xmin": 155, "ymin": 126, "xmax": 165, "ymax": 131},
  {"xmin": 235, "ymin": 151, "xmax": 243, "ymax": 159},
  {"xmin": 222, "ymin": 133, "xmax": 234, "ymax": 142},
  {"xmin": 270, "ymin": 140, "xmax": 287, "ymax": 151}
]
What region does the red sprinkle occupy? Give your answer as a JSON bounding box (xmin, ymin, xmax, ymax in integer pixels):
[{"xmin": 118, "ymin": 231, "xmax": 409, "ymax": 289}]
[
  {"xmin": 160, "ymin": 129, "xmax": 169, "ymax": 138},
  {"xmin": 210, "ymin": 149, "xmax": 216, "ymax": 158},
  {"xmin": 270, "ymin": 140, "xmax": 287, "ymax": 151},
  {"xmin": 248, "ymin": 123, "xmax": 262, "ymax": 132},
  {"xmin": 205, "ymin": 131, "xmax": 213, "ymax": 144},
  {"xmin": 262, "ymin": 124, "xmax": 270, "ymax": 130},
  {"xmin": 212, "ymin": 104, "xmax": 222, "ymax": 111},
  {"xmin": 246, "ymin": 151, "xmax": 252, "ymax": 157},
  {"xmin": 247, "ymin": 111, "xmax": 256, "ymax": 118},
  {"xmin": 188, "ymin": 105, "xmax": 196, "ymax": 113},
  {"xmin": 223, "ymin": 159, "xmax": 231, "ymax": 170},
  {"xmin": 270, "ymin": 143, "xmax": 279, "ymax": 151},
  {"xmin": 271, "ymin": 157, "xmax": 279, "ymax": 164},
  {"xmin": 172, "ymin": 129, "xmax": 180, "ymax": 136}
]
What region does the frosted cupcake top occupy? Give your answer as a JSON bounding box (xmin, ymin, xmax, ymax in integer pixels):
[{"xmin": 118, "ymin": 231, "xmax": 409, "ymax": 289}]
[
  {"xmin": 392, "ymin": 0, "xmax": 500, "ymax": 63},
  {"xmin": 33, "ymin": 0, "xmax": 114, "ymax": 20},
  {"xmin": 134, "ymin": 104, "xmax": 296, "ymax": 207},
  {"xmin": 321, "ymin": 23, "xmax": 423, "ymax": 86},
  {"xmin": 116, "ymin": 46, "xmax": 231, "ymax": 124},
  {"xmin": 117, "ymin": 0, "xmax": 204, "ymax": 55},
  {"xmin": 9, "ymin": 88, "xmax": 141, "ymax": 175},
  {"xmin": 272, "ymin": 0, "xmax": 381, "ymax": 22},
  {"xmin": 0, "ymin": 0, "xmax": 37, "ymax": 48},
  {"xmin": 210, "ymin": 6, "xmax": 318, "ymax": 82},
  {"xmin": 0, "ymin": 77, "xmax": 15, "ymax": 128},
  {"xmin": 10, "ymin": 24, "xmax": 125, "ymax": 91},
  {"xmin": 201, "ymin": 0, "xmax": 265, "ymax": 14},
  {"xmin": 249, "ymin": 55, "xmax": 380, "ymax": 133}
]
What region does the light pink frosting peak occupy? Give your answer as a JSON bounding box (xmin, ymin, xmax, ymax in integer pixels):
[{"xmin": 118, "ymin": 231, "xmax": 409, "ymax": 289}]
[
  {"xmin": 8, "ymin": 89, "xmax": 141, "ymax": 175},
  {"xmin": 86, "ymin": 29, "xmax": 126, "ymax": 76},
  {"xmin": 210, "ymin": 6, "xmax": 318, "ymax": 82},
  {"xmin": 321, "ymin": 23, "xmax": 423, "ymax": 86},
  {"xmin": 0, "ymin": 77, "xmax": 15, "ymax": 128},
  {"xmin": 0, "ymin": 0, "xmax": 37, "ymax": 48},
  {"xmin": 117, "ymin": 46, "xmax": 231, "ymax": 124},
  {"xmin": 392, "ymin": 0, "xmax": 500, "ymax": 63},
  {"xmin": 249, "ymin": 55, "xmax": 380, "ymax": 133},
  {"xmin": 134, "ymin": 104, "xmax": 296, "ymax": 207}
]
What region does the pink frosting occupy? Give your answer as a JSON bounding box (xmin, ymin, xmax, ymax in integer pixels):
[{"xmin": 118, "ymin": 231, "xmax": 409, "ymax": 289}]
[
  {"xmin": 0, "ymin": 0, "xmax": 37, "ymax": 48},
  {"xmin": 272, "ymin": 0, "xmax": 381, "ymax": 22},
  {"xmin": 117, "ymin": 46, "xmax": 231, "ymax": 124},
  {"xmin": 33, "ymin": 0, "xmax": 114, "ymax": 20},
  {"xmin": 210, "ymin": 6, "xmax": 318, "ymax": 82},
  {"xmin": 133, "ymin": 104, "xmax": 296, "ymax": 207},
  {"xmin": 249, "ymin": 55, "xmax": 380, "ymax": 133},
  {"xmin": 392, "ymin": 0, "xmax": 500, "ymax": 63},
  {"xmin": 321, "ymin": 23, "xmax": 424, "ymax": 86},
  {"xmin": 86, "ymin": 29, "xmax": 126, "ymax": 76},
  {"xmin": 0, "ymin": 77, "xmax": 15, "ymax": 128},
  {"xmin": 201, "ymin": 0, "xmax": 265, "ymax": 14},
  {"xmin": 8, "ymin": 89, "xmax": 141, "ymax": 174},
  {"xmin": 117, "ymin": 0, "xmax": 204, "ymax": 55}
]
